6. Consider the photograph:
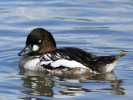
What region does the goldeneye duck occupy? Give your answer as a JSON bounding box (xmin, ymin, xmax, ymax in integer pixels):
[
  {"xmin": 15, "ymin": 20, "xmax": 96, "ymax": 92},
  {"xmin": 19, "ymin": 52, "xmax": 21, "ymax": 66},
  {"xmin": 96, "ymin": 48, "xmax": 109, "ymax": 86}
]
[{"xmin": 18, "ymin": 28, "xmax": 126, "ymax": 74}]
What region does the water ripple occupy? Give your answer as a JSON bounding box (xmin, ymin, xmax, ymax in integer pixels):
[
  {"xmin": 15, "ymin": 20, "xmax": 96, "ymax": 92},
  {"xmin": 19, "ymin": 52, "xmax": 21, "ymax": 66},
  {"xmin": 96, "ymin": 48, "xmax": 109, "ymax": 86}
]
[{"xmin": 0, "ymin": 0, "xmax": 133, "ymax": 100}]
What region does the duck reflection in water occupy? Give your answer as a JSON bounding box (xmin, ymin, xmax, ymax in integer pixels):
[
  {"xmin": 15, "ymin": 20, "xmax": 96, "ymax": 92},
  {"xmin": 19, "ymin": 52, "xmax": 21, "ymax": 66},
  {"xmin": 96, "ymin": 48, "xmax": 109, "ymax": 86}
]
[{"xmin": 19, "ymin": 67, "xmax": 125, "ymax": 99}]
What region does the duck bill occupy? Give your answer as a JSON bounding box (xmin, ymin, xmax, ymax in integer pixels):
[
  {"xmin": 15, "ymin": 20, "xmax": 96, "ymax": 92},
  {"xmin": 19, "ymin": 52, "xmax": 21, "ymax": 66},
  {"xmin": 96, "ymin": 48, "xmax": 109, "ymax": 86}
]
[{"xmin": 18, "ymin": 45, "xmax": 32, "ymax": 56}]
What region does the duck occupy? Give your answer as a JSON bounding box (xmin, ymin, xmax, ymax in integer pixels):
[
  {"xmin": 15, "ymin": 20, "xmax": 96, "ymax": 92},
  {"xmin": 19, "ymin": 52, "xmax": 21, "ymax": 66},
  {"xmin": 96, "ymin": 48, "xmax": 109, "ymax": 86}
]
[{"xmin": 18, "ymin": 28, "xmax": 126, "ymax": 74}]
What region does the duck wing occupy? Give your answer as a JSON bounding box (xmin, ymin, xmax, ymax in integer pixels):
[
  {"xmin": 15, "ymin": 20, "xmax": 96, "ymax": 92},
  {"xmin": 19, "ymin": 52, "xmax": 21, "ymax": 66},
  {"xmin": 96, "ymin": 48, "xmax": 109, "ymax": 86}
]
[
  {"xmin": 40, "ymin": 47, "xmax": 97, "ymax": 69},
  {"xmin": 40, "ymin": 47, "xmax": 126, "ymax": 73}
]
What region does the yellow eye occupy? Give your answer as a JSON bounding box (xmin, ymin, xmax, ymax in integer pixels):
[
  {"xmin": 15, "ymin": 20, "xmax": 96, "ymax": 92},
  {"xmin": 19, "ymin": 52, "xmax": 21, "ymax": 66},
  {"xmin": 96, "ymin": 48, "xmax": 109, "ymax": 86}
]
[{"xmin": 38, "ymin": 40, "xmax": 42, "ymax": 43}]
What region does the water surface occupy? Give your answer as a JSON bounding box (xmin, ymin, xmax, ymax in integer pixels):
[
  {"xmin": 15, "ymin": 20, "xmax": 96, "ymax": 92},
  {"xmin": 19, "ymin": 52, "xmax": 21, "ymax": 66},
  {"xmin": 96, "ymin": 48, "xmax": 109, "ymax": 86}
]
[{"xmin": 0, "ymin": 0, "xmax": 133, "ymax": 100}]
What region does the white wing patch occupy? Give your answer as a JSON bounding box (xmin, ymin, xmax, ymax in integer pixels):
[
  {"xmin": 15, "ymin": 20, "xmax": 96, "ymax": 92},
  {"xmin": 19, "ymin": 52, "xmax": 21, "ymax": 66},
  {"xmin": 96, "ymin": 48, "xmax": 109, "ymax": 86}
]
[
  {"xmin": 40, "ymin": 53, "xmax": 87, "ymax": 68},
  {"xmin": 41, "ymin": 61, "xmax": 52, "ymax": 65},
  {"xmin": 51, "ymin": 59, "xmax": 86, "ymax": 68},
  {"xmin": 40, "ymin": 58, "xmax": 86, "ymax": 68},
  {"xmin": 43, "ymin": 53, "xmax": 51, "ymax": 60},
  {"xmin": 55, "ymin": 53, "xmax": 61, "ymax": 59}
]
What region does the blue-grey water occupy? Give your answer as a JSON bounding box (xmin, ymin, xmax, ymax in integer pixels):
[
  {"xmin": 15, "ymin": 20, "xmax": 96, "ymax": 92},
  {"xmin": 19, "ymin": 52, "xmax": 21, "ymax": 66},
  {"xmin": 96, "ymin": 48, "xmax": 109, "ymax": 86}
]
[{"xmin": 0, "ymin": 0, "xmax": 133, "ymax": 100}]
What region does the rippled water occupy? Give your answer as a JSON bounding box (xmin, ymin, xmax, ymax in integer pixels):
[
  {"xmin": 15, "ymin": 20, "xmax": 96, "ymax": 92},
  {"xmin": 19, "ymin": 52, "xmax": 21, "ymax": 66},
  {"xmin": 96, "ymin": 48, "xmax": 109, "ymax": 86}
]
[{"xmin": 0, "ymin": 0, "xmax": 133, "ymax": 100}]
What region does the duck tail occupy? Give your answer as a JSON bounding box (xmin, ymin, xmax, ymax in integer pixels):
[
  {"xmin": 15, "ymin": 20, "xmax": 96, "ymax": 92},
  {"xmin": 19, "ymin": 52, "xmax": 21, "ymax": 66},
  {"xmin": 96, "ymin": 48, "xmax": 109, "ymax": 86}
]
[{"xmin": 112, "ymin": 51, "xmax": 127, "ymax": 63}]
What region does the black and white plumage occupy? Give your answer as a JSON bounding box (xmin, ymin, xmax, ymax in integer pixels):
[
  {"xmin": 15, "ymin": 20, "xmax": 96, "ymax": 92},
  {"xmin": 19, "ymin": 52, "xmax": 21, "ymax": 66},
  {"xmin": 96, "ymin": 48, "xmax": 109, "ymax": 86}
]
[
  {"xmin": 18, "ymin": 28, "xmax": 126, "ymax": 74},
  {"xmin": 40, "ymin": 47, "xmax": 126, "ymax": 73}
]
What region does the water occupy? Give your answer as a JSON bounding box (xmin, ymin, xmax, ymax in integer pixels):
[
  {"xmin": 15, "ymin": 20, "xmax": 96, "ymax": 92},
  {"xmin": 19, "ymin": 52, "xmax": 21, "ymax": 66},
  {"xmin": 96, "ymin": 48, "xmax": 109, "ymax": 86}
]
[{"xmin": 0, "ymin": 0, "xmax": 133, "ymax": 99}]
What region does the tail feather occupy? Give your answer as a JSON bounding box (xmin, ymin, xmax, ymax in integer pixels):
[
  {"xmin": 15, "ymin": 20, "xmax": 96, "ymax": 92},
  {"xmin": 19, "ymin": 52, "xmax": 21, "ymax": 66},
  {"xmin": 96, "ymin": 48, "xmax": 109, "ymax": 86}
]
[{"xmin": 112, "ymin": 51, "xmax": 127, "ymax": 63}]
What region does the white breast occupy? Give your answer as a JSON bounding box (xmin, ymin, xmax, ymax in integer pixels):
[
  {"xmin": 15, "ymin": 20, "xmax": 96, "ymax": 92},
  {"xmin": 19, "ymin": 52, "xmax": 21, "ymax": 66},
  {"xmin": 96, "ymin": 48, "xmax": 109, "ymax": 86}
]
[{"xmin": 24, "ymin": 58, "xmax": 40, "ymax": 70}]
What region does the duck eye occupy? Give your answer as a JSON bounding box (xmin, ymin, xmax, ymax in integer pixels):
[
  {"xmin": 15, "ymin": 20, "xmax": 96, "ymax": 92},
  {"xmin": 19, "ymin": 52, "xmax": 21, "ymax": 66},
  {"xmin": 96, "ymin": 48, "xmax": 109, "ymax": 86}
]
[{"xmin": 38, "ymin": 40, "xmax": 42, "ymax": 43}]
